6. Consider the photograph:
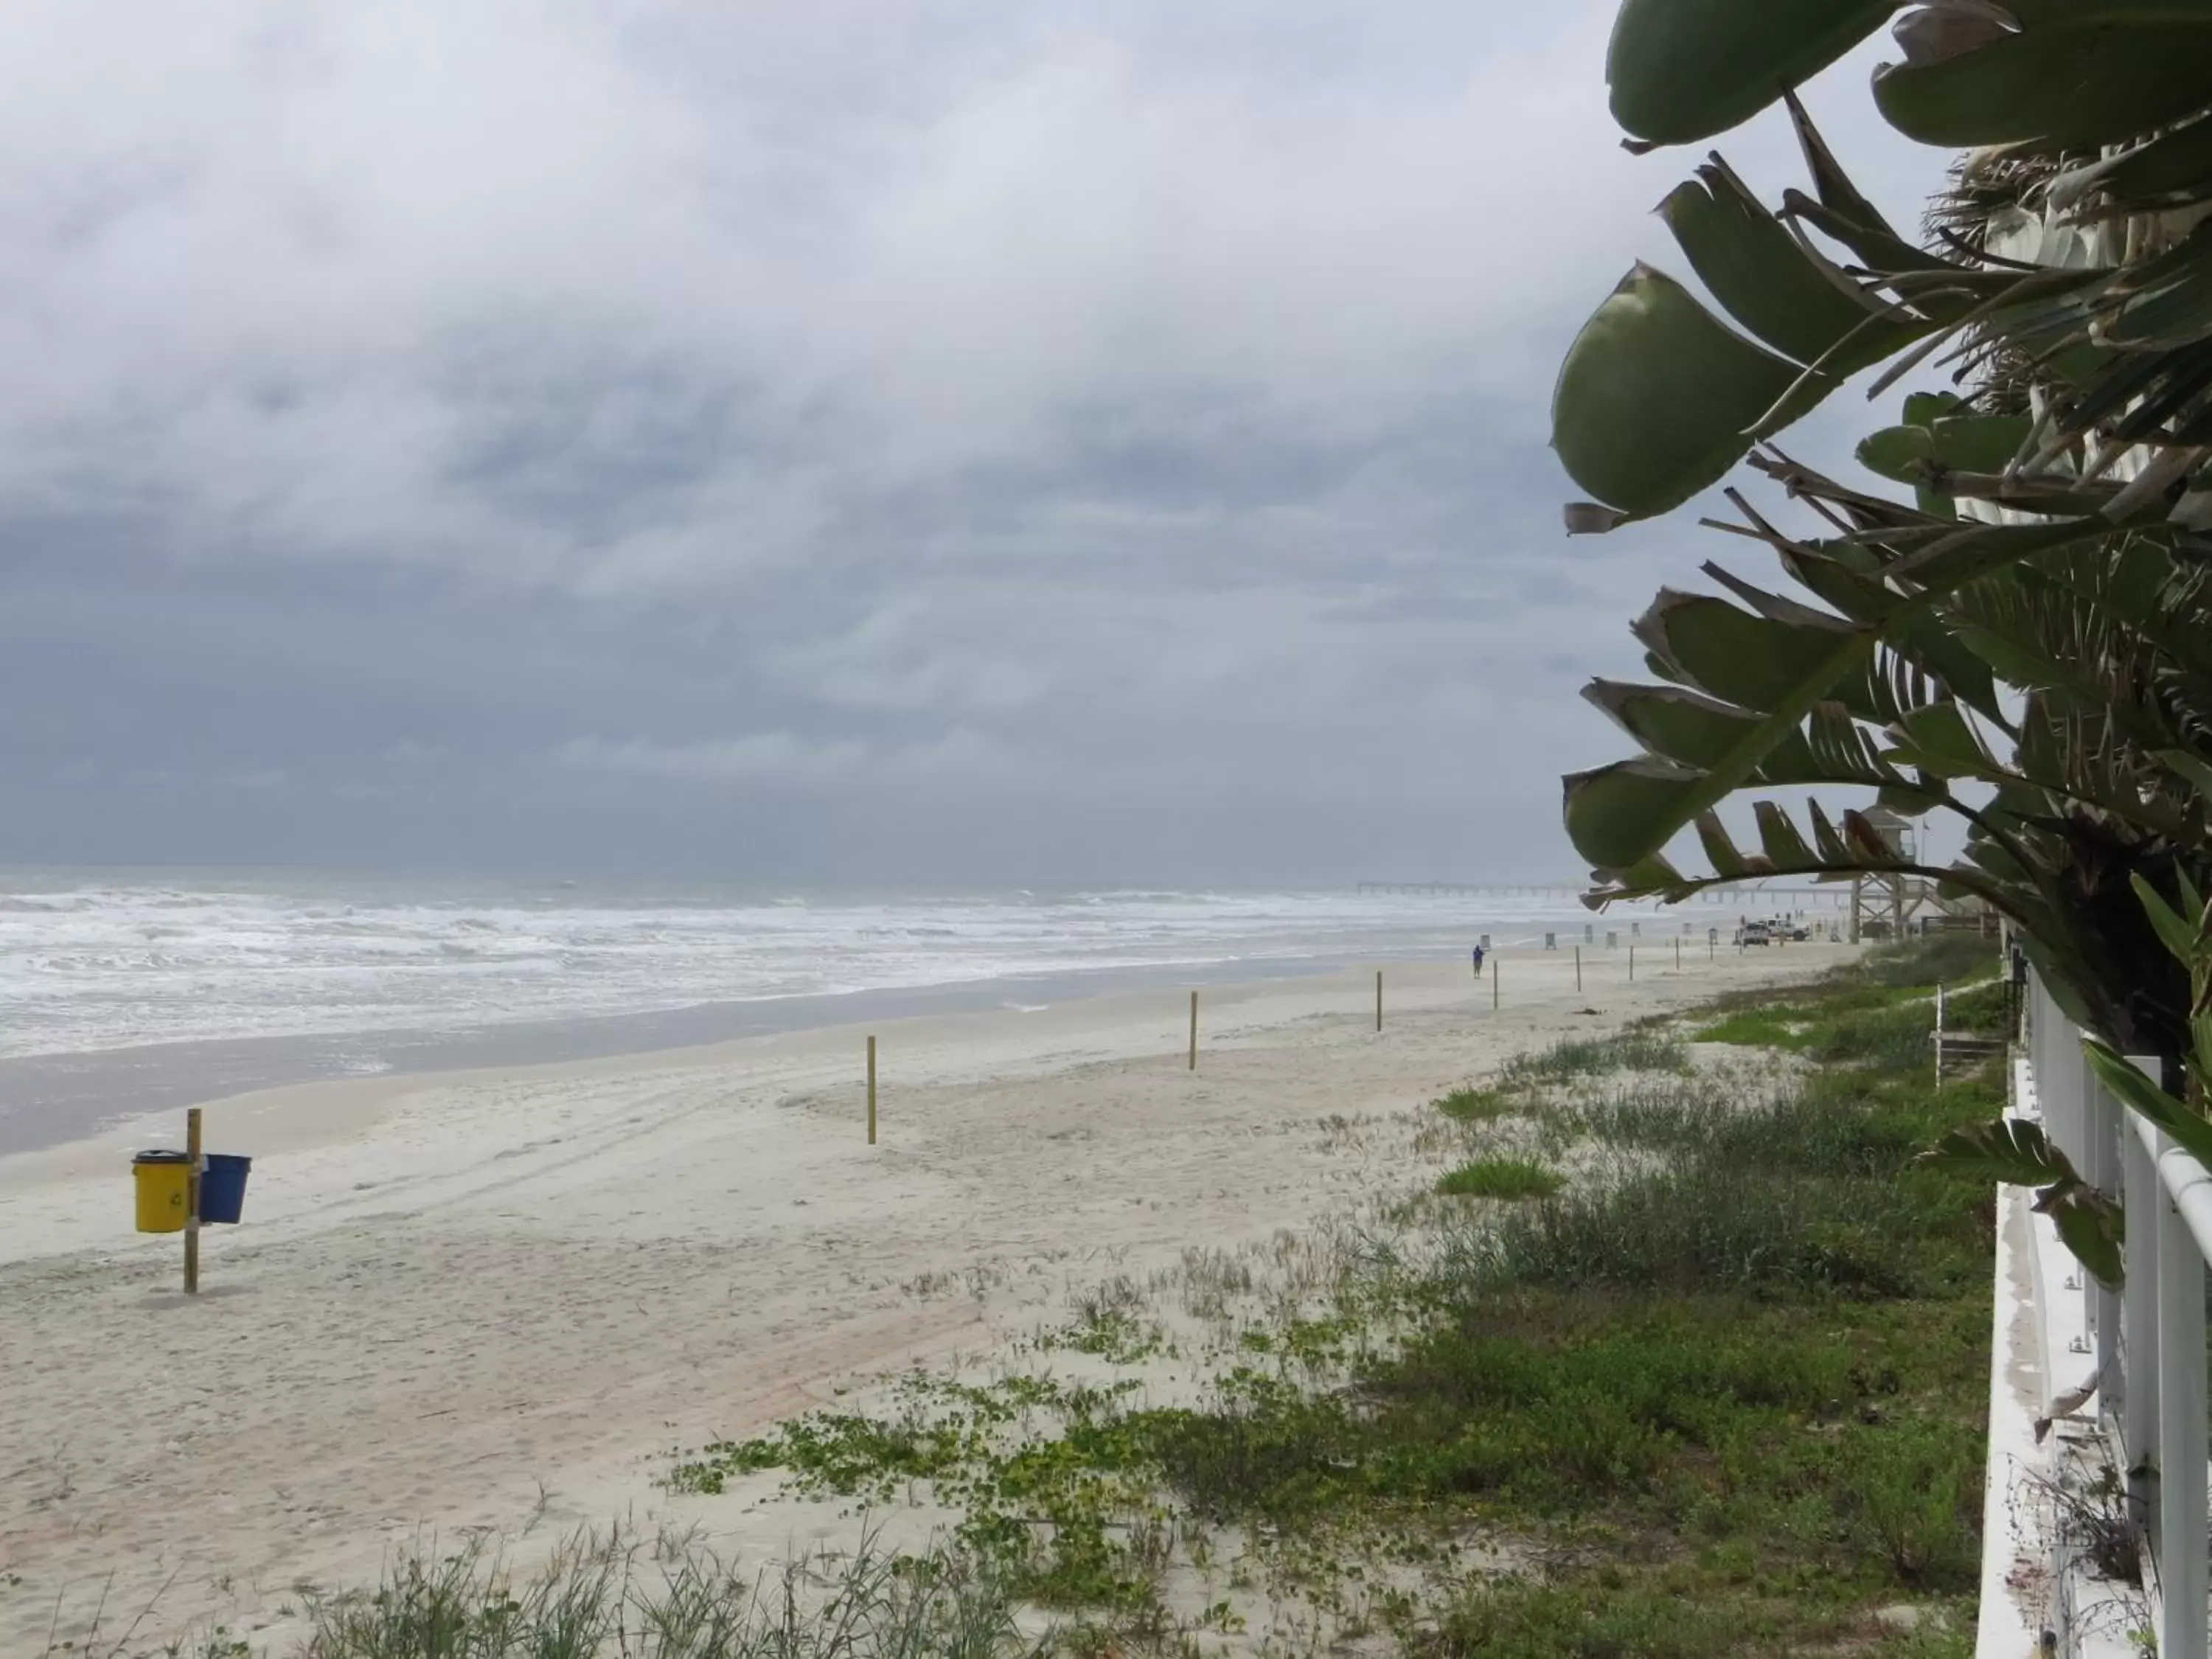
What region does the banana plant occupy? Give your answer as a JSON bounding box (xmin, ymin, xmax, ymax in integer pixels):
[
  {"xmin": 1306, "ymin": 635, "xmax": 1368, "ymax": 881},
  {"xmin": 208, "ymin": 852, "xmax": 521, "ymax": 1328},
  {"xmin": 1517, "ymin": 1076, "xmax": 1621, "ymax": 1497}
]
[
  {"xmin": 1937, "ymin": 869, "xmax": 2212, "ymax": 1289},
  {"xmin": 1603, "ymin": 1, "xmax": 2212, "ymax": 155},
  {"xmin": 2084, "ymin": 871, "xmax": 2212, "ymax": 1137},
  {"xmin": 1568, "ymin": 426, "xmax": 2210, "ymax": 1039},
  {"xmin": 1552, "ymin": 0, "xmax": 2212, "ymax": 1062},
  {"xmin": 1920, "ymin": 1116, "xmax": 2125, "ymax": 1285}
]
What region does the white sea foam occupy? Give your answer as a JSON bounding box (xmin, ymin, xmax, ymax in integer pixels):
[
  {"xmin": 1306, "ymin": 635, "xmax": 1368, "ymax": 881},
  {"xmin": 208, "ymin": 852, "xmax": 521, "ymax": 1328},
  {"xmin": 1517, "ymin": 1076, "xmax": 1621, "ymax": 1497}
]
[{"xmin": 0, "ymin": 872, "xmax": 1813, "ymax": 1061}]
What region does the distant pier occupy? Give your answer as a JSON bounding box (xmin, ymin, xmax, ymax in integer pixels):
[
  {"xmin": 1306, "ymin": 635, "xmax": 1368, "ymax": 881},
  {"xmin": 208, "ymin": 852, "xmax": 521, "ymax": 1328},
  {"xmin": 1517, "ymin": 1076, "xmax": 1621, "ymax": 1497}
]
[
  {"xmin": 1355, "ymin": 881, "xmax": 1848, "ymax": 905},
  {"xmin": 1355, "ymin": 882, "xmax": 1583, "ymax": 897}
]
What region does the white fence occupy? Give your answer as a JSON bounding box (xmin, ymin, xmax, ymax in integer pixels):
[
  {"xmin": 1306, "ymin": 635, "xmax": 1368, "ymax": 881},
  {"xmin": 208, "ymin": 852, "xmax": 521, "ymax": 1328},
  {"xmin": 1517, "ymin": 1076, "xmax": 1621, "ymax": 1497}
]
[{"xmin": 2023, "ymin": 970, "xmax": 2205, "ymax": 1656}]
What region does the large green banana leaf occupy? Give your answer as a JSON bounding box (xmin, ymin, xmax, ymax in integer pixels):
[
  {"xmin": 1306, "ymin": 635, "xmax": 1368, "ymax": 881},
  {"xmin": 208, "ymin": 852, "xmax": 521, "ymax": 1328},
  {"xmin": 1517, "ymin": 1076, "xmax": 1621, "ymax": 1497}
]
[{"xmin": 1605, "ymin": 0, "xmax": 1893, "ymax": 145}]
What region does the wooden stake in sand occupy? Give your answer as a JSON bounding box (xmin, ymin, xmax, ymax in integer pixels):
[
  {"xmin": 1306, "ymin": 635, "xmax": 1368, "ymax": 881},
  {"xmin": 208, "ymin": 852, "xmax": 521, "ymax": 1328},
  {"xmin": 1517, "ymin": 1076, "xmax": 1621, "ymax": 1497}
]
[
  {"xmin": 1375, "ymin": 970, "xmax": 1382, "ymax": 1033},
  {"xmin": 1630, "ymin": 945, "xmax": 1636, "ymax": 981},
  {"xmin": 1675, "ymin": 937, "xmax": 1681, "ymax": 972},
  {"xmin": 1574, "ymin": 945, "xmax": 1582, "ymax": 993},
  {"xmin": 866, "ymin": 1036, "xmax": 877, "ymax": 1144},
  {"xmin": 1492, "ymin": 955, "xmax": 1499, "ymax": 1010},
  {"xmin": 1189, "ymin": 990, "xmax": 1199, "ymax": 1071},
  {"xmin": 184, "ymin": 1106, "xmax": 203, "ymax": 1295}
]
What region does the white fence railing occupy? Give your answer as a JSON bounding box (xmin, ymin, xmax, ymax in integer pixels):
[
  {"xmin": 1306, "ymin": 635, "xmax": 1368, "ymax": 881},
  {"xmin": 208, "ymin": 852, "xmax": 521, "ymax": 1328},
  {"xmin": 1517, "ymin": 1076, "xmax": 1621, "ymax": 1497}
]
[{"xmin": 2023, "ymin": 969, "xmax": 2204, "ymax": 1657}]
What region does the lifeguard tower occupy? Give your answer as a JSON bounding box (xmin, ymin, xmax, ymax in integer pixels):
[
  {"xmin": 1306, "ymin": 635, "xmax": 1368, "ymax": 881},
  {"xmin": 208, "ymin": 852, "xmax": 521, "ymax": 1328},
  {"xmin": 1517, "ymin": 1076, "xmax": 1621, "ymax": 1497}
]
[{"xmin": 1848, "ymin": 807, "xmax": 1924, "ymax": 943}]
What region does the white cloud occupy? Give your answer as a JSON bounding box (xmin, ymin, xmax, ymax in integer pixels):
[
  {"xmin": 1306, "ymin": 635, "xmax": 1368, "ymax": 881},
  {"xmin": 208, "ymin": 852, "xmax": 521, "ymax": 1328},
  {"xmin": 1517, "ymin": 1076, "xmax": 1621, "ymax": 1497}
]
[
  {"xmin": 0, "ymin": 1, "xmax": 1965, "ymax": 878},
  {"xmin": 0, "ymin": 0, "xmax": 1938, "ymax": 595}
]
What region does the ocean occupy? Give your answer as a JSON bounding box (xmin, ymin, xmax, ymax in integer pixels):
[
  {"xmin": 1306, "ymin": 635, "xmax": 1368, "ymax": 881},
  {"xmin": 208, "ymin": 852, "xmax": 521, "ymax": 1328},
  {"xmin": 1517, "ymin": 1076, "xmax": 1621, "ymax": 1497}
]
[{"xmin": 0, "ymin": 869, "xmax": 1829, "ymax": 1153}]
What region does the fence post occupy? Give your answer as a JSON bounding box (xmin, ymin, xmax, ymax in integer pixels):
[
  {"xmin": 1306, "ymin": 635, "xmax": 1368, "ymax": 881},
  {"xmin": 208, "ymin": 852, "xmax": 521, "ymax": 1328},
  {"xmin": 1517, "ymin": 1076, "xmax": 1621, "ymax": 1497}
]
[
  {"xmin": 2084, "ymin": 1051, "xmax": 2124, "ymax": 1418},
  {"xmin": 1935, "ymin": 984, "xmax": 1945, "ymax": 1085},
  {"xmin": 1574, "ymin": 946, "xmax": 1582, "ymax": 994},
  {"xmin": 1189, "ymin": 990, "xmax": 1198, "ymax": 1071},
  {"xmin": 2124, "ymin": 1114, "xmax": 2163, "ymax": 1544},
  {"xmin": 867, "ymin": 1036, "xmax": 877, "ymax": 1144},
  {"xmin": 2155, "ymin": 1153, "xmax": 2208, "ymax": 1659}
]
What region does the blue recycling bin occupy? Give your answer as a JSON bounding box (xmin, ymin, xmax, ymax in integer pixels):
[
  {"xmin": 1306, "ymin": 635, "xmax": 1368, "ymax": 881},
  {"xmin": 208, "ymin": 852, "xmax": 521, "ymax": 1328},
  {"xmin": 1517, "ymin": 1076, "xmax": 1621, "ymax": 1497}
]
[{"xmin": 198, "ymin": 1153, "xmax": 252, "ymax": 1225}]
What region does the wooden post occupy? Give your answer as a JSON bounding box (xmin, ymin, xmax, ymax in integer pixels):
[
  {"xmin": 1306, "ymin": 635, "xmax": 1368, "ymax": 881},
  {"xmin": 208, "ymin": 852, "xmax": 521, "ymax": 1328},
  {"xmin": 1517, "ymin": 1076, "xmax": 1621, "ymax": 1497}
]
[
  {"xmin": 184, "ymin": 1106, "xmax": 203, "ymax": 1295},
  {"xmin": 1935, "ymin": 984, "xmax": 1945, "ymax": 1085},
  {"xmin": 1630, "ymin": 945, "xmax": 1636, "ymax": 981},
  {"xmin": 1674, "ymin": 936, "xmax": 1681, "ymax": 972},
  {"xmin": 1189, "ymin": 990, "xmax": 1198, "ymax": 1071},
  {"xmin": 866, "ymin": 1036, "xmax": 877, "ymax": 1144},
  {"xmin": 1492, "ymin": 954, "xmax": 1499, "ymax": 1010},
  {"xmin": 1375, "ymin": 970, "xmax": 1382, "ymax": 1032},
  {"xmin": 1574, "ymin": 946, "xmax": 1582, "ymax": 993}
]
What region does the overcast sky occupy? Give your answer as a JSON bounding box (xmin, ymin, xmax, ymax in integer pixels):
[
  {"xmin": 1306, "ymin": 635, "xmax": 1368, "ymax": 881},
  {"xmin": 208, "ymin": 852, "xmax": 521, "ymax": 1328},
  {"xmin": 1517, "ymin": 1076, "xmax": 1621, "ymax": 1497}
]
[{"xmin": 0, "ymin": 2, "xmax": 1955, "ymax": 887}]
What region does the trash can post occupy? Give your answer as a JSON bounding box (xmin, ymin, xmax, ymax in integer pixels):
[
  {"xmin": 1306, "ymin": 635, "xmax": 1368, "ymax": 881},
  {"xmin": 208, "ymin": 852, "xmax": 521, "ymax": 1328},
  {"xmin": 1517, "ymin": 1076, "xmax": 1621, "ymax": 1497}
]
[{"xmin": 185, "ymin": 1107, "xmax": 203, "ymax": 1295}]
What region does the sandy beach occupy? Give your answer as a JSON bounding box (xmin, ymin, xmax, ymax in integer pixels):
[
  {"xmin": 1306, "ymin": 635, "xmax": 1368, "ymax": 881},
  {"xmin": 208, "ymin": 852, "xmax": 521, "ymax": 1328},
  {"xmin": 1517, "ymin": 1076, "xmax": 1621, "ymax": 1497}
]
[{"xmin": 0, "ymin": 942, "xmax": 1852, "ymax": 1653}]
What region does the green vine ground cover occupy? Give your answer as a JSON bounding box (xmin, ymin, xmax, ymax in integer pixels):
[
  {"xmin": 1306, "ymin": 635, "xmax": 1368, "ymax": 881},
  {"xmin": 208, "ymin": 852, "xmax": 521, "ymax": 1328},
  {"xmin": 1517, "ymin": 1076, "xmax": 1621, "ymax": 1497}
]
[{"xmin": 659, "ymin": 937, "xmax": 2008, "ymax": 1658}]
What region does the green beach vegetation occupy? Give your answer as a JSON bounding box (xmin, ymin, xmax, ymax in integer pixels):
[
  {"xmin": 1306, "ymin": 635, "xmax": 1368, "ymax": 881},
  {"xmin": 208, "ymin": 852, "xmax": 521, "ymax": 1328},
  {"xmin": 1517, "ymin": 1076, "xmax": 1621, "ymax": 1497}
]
[
  {"xmin": 112, "ymin": 935, "xmax": 2006, "ymax": 1658},
  {"xmin": 661, "ymin": 939, "xmax": 2007, "ymax": 1656},
  {"xmin": 1546, "ymin": 0, "xmax": 2212, "ymax": 1294}
]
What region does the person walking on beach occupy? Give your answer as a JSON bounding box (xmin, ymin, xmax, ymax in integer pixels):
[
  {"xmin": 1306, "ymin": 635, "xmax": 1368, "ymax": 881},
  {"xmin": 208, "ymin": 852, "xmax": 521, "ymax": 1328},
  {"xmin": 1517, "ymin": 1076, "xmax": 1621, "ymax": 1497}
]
[{"xmin": 1471, "ymin": 945, "xmax": 1486, "ymax": 978}]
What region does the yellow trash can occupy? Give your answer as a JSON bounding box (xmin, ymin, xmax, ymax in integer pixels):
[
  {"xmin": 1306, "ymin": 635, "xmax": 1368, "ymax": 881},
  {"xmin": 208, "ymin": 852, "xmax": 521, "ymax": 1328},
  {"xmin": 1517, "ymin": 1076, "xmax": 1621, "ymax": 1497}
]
[{"xmin": 133, "ymin": 1151, "xmax": 191, "ymax": 1234}]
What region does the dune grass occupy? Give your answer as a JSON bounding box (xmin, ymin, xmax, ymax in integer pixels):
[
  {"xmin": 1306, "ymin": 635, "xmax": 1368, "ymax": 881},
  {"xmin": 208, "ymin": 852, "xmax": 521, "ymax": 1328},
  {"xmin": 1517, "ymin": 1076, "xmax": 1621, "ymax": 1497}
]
[
  {"xmin": 660, "ymin": 936, "xmax": 1999, "ymax": 1655},
  {"xmin": 1434, "ymin": 1156, "xmax": 1563, "ymax": 1200},
  {"xmin": 1431, "ymin": 1029, "xmax": 1691, "ymax": 1130},
  {"xmin": 1497, "ymin": 1029, "xmax": 1689, "ymax": 1087},
  {"xmin": 136, "ymin": 934, "xmax": 1999, "ymax": 1658},
  {"xmin": 33, "ymin": 1526, "xmax": 1049, "ymax": 1659},
  {"xmin": 1432, "ymin": 1085, "xmax": 1512, "ymax": 1122},
  {"xmin": 1173, "ymin": 936, "xmax": 1998, "ymax": 1649},
  {"xmin": 299, "ymin": 1528, "xmax": 1045, "ymax": 1659}
]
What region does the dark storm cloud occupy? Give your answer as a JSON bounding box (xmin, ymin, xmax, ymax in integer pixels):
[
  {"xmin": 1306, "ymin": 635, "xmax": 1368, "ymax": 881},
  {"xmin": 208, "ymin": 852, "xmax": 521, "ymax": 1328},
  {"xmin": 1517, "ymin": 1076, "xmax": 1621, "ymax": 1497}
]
[{"xmin": 0, "ymin": 1, "xmax": 1952, "ymax": 883}]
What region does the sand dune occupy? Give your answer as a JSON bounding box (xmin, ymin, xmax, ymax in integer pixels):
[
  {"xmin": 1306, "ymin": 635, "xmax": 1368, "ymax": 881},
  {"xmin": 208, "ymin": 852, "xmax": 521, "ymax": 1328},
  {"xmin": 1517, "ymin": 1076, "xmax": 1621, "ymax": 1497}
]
[{"xmin": 0, "ymin": 944, "xmax": 1849, "ymax": 1653}]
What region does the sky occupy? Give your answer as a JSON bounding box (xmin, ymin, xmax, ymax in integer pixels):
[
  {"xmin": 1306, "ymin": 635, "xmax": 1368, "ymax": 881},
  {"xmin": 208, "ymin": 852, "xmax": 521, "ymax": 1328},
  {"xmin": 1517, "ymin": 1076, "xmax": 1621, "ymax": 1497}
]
[{"xmin": 0, "ymin": 1, "xmax": 1958, "ymax": 888}]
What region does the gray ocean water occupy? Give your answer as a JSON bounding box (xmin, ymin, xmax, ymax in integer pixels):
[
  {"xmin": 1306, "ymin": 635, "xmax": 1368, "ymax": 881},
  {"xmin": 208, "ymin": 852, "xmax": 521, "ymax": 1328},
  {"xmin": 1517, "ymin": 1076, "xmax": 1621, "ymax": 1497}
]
[{"xmin": 0, "ymin": 869, "xmax": 1827, "ymax": 1154}]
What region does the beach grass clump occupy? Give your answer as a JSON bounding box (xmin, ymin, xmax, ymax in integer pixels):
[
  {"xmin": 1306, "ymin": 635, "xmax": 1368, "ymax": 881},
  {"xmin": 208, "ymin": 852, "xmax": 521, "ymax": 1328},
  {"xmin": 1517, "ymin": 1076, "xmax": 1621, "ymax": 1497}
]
[
  {"xmin": 1433, "ymin": 1033, "xmax": 1691, "ymax": 1138},
  {"xmin": 1693, "ymin": 1007, "xmax": 1809, "ymax": 1048},
  {"xmin": 1854, "ymin": 932, "xmax": 2002, "ymax": 988},
  {"xmin": 1941, "ymin": 977, "xmax": 2011, "ymax": 1034},
  {"xmin": 1559, "ymin": 1080, "xmax": 1736, "ymax": 1155},
  {"xmin": 1433, "ymin": 1157, "xmax": 1562, "ymax": 1201},
  {"xmin": 1806, "ymin": 1001, "xmax": 1944, "ymax": 1071},
  {"xmin": 1052, "ymin": 1304, "xmax": 1164, "ymax": 1364},
  {"xmin": 1032, "ymin": 1276, "xmax": 1171, "ymax": 1365},
  {"xmin": 1498, "ymin": 1030, "xmax": 1688, "ymax": 1088},
  {"xmin": 293, "ymin": 1526, "xmax": 1048, "ymax": 1659},
  {"xmin": 1432, "ymin": 1085, "xmax": 1514, "ymax": 1122}
]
